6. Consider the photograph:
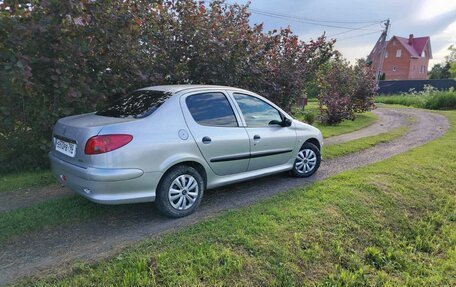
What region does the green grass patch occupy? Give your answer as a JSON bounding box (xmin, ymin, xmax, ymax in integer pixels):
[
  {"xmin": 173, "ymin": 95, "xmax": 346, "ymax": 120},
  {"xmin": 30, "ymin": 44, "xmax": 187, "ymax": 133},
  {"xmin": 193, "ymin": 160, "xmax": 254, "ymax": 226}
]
[
  {"xmin": 324, "ymin": 126, "xmax": 409, "ymax": 160},
  {"xmin": 295, "ymin": 102, "xmax": 379, "ymax": 138},
  {"xmin": 17, "ymin": 111, "xmax": 456, "ymax": 286},
  {"xmin": 315, "ymin": 112, "xmax": 378, "ymax": 138},
  {"xmin": 375, "ymin": 94, "xmax": 427, "ymax": 108},
  {"xmin": 0, "ymin": 170, "xmax": 54, "ymax": 193},
  {"xmin": 376, "ymin": 90, "xmax": 456, "ymax": 110}
]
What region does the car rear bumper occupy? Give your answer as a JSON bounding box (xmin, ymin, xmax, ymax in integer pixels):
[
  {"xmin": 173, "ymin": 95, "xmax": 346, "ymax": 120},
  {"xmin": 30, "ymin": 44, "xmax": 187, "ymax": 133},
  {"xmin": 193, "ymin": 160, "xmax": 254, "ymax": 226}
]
[{"xmin": 49, "ymin": 152, "xmax": 161, "ymax": 204}]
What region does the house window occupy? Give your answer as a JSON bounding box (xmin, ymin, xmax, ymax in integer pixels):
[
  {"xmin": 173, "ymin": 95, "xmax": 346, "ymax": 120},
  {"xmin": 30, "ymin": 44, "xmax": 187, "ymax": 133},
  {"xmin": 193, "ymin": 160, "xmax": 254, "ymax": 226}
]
[
  {"xmin": 396, "ymin": 49, "xmax": 401, "ymax": 57},
  {"xmin": 385, "ymin": 51, "xmax": 388, "ymax": 58},
  {"xmin": 392, "ymin": 66, "xmax": 397, "ymax": 72},
  {"xmin": 420, "ymin": 66, "xmax": 426, "ymax": 73},
  {"xmin": 421, "ymin": 50, "xmax": 426, "ymax": 57}
]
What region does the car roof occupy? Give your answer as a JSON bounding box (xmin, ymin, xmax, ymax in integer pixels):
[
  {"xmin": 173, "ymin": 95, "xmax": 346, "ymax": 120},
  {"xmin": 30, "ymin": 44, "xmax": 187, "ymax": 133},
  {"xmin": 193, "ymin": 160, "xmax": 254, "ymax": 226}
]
[
  {"xmin": 138, "ymin": 85, "xmax": 251, "ymax": 94},
  {"xmin": 138, "ymin": 84, "xmax": 292, "ymax": 118}
]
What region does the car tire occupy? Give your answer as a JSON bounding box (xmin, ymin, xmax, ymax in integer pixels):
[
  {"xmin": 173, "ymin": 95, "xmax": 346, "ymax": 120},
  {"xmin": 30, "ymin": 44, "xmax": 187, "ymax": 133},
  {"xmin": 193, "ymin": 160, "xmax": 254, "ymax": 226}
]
[
  {"xmin": 291, "ymin": 142, "xmax": 321, "ymax": 178},
  {"xmin": 155, "ymin": 165, "xmax": 205, "ymax": 218}
]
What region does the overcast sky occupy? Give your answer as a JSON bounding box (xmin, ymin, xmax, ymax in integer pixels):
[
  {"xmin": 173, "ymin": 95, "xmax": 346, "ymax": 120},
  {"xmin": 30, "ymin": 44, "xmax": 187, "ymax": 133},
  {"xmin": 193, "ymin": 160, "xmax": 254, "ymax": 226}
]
[{"xmin": 238, "ymin": 0, "xmax": 456, "ymax": 68}]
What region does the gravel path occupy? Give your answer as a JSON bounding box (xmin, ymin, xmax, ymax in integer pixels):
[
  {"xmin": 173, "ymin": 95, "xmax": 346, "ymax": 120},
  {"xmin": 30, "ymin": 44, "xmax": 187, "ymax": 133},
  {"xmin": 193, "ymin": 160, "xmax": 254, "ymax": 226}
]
[
  {"xmin": 324, "ymin": 108, "xmax": 409, "ymax": 145},
  {"xmin": 0, "ymin": 108, "xmax": 449, "ymax": 285},
  {"xmin": 0, "ymin": 107, "xmax": 405, "ymax": 213}
]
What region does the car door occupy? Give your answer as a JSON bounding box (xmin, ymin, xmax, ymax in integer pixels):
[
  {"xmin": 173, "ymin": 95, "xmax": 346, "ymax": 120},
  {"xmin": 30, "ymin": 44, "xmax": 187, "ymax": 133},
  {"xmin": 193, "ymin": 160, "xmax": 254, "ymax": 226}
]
[
  {"xmin": 231, "ymin": 92, "xmax": 297, "ymax": 171},
  {"xmin": 181, "ymin": 91, "xmax": 250, "ymax": 176}
]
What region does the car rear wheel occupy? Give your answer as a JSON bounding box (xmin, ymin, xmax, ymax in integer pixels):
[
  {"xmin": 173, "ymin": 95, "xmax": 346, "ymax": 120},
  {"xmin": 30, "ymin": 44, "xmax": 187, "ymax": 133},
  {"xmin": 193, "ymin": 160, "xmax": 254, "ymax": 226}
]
[
  {"xmin": 155, "ymin": 165, "xmax": 204, "ymax": 218},
  {"xmin": 291, "ymin": 142, "xmax": 321, "ymax": 178}
]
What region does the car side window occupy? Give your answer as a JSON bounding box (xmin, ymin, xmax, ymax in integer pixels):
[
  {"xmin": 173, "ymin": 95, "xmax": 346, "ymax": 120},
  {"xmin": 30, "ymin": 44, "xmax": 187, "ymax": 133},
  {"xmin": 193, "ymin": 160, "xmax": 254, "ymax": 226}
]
[
  {"xmin": 233, "ymin": 93, "xmax": 282, "ymax": 127},
  {"xmin": 186, "ymin": 92, "xmax": 238, "ymax": 127}
]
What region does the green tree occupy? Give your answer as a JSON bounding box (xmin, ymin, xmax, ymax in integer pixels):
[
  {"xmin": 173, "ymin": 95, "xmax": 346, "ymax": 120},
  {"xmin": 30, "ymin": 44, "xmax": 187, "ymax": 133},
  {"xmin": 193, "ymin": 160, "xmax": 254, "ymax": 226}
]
[
  {"xmin": 428, "ymin": 44, "xmax": 455, "ymax": 79},
  {"xmin": 429, "ymin": 63, "xmax": 451, "ymax": 79},
  {"xmin": 443, "ymin": 45, "xmax": 456, "ymax": 79}
]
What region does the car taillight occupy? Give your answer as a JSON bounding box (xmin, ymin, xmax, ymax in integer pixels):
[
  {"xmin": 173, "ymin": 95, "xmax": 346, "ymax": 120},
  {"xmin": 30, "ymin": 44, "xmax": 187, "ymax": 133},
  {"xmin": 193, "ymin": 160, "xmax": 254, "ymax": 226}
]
[{"xmin": 85, "ymin": 134, "xmax": 133, "ymax": 155}]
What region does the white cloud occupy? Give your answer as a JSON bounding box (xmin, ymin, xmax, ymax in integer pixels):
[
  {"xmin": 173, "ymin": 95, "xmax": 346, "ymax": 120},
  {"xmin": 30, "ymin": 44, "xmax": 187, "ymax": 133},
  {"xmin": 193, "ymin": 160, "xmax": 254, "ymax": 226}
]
[
  {"xmin": 429, "ymin": 20, "xmax": 456, "ymax": 66},
  {"xmin": 418, "ymin": 0, "xmax": 456, "ymax": 20},
  {"xmin": 430, "ymin": 45, "xmax": 453, "ymax": 67},
  {"xmin": 432, "ymin": 21, "xmax": 456, "ymax": 42},
  {"xmin": 334, "ymin": 43, "xmax": 375, "ymax": 64}
]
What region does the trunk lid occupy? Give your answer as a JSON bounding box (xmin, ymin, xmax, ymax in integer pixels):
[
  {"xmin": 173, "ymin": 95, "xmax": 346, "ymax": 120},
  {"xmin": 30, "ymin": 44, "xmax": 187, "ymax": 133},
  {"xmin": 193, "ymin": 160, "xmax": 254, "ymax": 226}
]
[{"xmin": 51, "ymin": 113, "xmax": 136, "ymax": 167}]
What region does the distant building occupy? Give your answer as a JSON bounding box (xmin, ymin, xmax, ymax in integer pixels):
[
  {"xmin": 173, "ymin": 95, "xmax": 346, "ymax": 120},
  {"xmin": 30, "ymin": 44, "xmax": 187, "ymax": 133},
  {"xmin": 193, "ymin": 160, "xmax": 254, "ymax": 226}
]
[{"xmin": 370, "ymin": 34, "xmax": 432, "ymax": 80}]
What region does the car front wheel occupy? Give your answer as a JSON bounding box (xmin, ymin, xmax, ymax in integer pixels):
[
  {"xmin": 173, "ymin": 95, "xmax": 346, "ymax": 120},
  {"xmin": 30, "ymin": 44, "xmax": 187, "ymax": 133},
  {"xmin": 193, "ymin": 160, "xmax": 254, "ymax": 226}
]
[
  {"xmin": 155, "ymin": 165, "xmax": 204, "ymax": 218},
  {"xmin": 291, "ymin": 142, "xmax": 321, "ymax": 178}
]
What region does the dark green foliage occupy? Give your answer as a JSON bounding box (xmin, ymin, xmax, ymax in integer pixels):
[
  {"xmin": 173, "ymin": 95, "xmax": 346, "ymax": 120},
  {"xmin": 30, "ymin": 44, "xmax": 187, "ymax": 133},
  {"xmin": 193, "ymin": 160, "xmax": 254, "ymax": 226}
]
[
  {"xmin": 429, "ymin": 63, "xmax": 451, "ymax": 79},
  {"xmin": 0, "ymin": 0, "xmax": 335, "ymax": 173}
]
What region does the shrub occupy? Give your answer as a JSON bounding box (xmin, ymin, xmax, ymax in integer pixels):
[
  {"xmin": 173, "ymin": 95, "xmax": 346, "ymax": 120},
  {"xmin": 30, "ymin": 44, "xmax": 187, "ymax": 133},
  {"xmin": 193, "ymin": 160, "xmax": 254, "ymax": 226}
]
[
  {"xmin": 303, "ymin": 112, "xmax": 316, "ymax": 125},
  {"xmin": 0, "ymin": 0, "xmax": 335, "ymax": 173},
  {"xmin": 293, "ymin": 110, "xmax": 316, "ymax": 125},
  {"xmin": 317, "ymin": 57, "xmax": 376, "ymax": 125},
  {"xmin": 317, "ymin": 58, "xmax": 355, "ymax": 125},
  {"xmin": 352, "ymin": 59, "xmax": 376, "ymax": 113}
]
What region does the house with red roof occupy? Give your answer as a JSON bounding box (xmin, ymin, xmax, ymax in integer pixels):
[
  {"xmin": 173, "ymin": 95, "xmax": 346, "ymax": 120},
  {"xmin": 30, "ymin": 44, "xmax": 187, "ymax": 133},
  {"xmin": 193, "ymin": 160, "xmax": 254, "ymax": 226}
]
[{"xmin": 370, "ymin": 34, "xmax": 432, "ymax": 80}]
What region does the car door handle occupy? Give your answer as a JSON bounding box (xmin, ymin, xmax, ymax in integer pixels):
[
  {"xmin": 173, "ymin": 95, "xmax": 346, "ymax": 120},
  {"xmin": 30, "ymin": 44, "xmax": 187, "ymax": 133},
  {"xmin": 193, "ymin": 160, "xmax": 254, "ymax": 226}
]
[
  {"xmin": 253, "ymin": 135, "xmax": 261, "ymax": 141},
  {"xmin": 202, "ymin": 136, "xmax": 212, "ymax": 144}
]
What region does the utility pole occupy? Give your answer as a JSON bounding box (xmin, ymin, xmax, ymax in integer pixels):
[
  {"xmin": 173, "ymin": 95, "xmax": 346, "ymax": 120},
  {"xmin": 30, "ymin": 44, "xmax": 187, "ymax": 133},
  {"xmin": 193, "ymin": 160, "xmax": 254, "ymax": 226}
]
[{"xmin": 369, "ymin": 19, "xmax": 390, "ymax": 83}]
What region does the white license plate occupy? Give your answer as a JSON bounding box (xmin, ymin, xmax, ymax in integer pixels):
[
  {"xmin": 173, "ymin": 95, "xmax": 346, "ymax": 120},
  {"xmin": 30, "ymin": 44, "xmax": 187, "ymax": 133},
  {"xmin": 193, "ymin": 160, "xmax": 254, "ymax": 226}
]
[{"xmin": 55, "ymin": 138, "xmax": 76, "ymax": 157}]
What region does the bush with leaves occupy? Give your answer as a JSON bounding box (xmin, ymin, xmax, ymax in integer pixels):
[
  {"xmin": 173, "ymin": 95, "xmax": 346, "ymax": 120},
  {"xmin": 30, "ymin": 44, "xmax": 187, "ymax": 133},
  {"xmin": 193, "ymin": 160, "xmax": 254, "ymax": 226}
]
[
  {"xmin": 352, "ymin": 59, "xmax": 377, "ymax": 113},
  {"xmin": 317, "ymin": 58, "xmax": 355, "ymax": 125},
  {"xmin": 317, "ymin": 57, "xmax": 376, "ymax": 125},
  {"xmin": 0, "ymin": 0, "xmax": 334, "ymax": 173}
]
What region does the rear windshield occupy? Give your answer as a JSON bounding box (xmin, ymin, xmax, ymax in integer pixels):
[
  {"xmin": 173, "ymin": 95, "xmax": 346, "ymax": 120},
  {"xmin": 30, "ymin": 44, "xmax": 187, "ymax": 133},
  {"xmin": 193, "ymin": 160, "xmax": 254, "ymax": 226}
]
[{"xmin": 96, "ymin": 90, "xmax": 171, "ymax": 118}]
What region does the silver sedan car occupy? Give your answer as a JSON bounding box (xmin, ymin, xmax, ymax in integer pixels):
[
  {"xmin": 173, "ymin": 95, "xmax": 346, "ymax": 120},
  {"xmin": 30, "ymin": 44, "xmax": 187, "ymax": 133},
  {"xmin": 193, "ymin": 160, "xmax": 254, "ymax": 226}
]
[{"xmin": 49, "ymin": 85, "xmax": 323, "ymax": 217}]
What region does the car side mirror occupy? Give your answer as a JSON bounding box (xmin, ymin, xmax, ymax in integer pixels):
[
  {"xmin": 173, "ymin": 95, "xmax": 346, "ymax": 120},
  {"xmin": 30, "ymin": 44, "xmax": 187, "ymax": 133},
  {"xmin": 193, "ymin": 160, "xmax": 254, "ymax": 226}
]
[
  {"xmin": 268, "ymin": 120, "xmax": 283, "ymax": 126},
  {"xmin": 282, "ymin": 117, "xmax": 292, "ymax": 127}
]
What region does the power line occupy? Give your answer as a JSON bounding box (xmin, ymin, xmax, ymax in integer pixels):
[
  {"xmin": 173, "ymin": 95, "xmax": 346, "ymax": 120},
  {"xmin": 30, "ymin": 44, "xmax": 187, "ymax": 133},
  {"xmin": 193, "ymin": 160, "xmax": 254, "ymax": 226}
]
[
  {"xmin": 249, "ymin": 9, "xmax": 384, "ymax": 30},
  {"xmin": 327, "ymin": 23, "xmax": 384, "ymax": 38},
  {"xmin": 248, "ymin": 7, "xmax": 385, "ymax": 25},
  {"xmin": 336, "ymin": 30, "xmax": 384, "ymax": 42},
  {"xmin": 205, "ymin": 1, "xmax": 387, "ymax": 30}
]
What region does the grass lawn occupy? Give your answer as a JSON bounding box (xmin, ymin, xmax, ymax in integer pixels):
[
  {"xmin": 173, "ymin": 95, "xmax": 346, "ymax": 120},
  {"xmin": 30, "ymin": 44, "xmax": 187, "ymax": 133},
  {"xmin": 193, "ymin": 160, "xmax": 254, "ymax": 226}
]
[
  {"xmin": 15, "ymin": 111, "xmax": 455, "ymax": 286},
  {"xmin": 375, "ymin": 95, "xmax": 427, "ymax": 108},
  {"xmin": 295, "ymin": 102, "xmax": 379, "ymax": 138},
  {"xmin": 323, "ymin": 126, "xmax": 409, "ymax": 160},
  {"xmin": 0, "ymin": 170, "xmax": 54, "ymax": 193},
  {"xmin": 315, "ymin": 112, "xmax": 378, "ymax": 138}
]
